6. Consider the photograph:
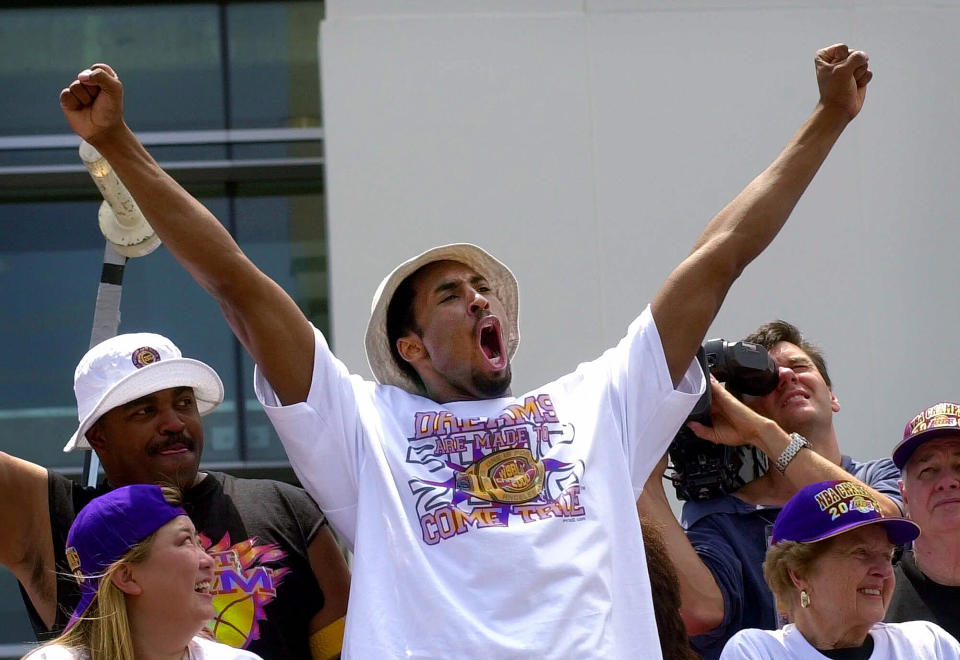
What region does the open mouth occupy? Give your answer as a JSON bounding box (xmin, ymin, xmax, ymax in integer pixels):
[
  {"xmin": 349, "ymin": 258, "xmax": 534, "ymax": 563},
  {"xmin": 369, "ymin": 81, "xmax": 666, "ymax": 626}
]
[
  {"xmin": 858, "ymin": 587, "xmax": 882, "ymax": 597},
  {"xmin": 781, "ymin": 390, "xmax": 808, "ymax": 407},
  {"xmin": 195, "ymin": 579, "xmax": 212, "ymax": 594},
  {"xmin": 477, "ymin": 316, "xmax": 507, "ymax": 370}
]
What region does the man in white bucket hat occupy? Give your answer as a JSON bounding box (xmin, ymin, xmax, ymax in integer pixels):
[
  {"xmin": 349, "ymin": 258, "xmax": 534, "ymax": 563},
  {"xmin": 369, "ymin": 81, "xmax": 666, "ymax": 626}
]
[
  {"xmin": 0, "ymin": 333, "xmax": 349, "ymax": 659},
  {"xmin": 60, "ymin": 43, "xmax": 871, "ymax": 658}
]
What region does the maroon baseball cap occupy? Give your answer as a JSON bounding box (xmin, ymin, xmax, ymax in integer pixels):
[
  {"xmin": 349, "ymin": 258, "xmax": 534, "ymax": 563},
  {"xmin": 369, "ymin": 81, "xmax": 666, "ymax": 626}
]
[
  {"xmin": 772, "ymin": 480, "xmax": 919, "ymax": 546},
  {"xmin": 893, "ymin": 402, "xmax": 960, "ymax": 470}
]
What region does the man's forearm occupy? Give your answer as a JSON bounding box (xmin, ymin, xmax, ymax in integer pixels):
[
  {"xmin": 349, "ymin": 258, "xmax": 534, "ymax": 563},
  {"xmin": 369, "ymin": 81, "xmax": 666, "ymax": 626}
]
[
  {"xmin": 75, "ymin": 107, "xmax": 314, "ymax": 404},
  {"xmin": 690, "ymin": 102, "xmax": 850, "ymax": 277},
  {"xmin": 752, "ymin": 423, "xmax": 901, "ymax": 517},
  {"xmin": 636, "ymin": 489, "xmax": 724, "ymax": 635},
  {"xmin": 87, "ymin": 123, "xmax": 252, "ymax": 298},
  {"xmin": 652, "ymin": 103, "xmax": 855, "ymax": 385}
]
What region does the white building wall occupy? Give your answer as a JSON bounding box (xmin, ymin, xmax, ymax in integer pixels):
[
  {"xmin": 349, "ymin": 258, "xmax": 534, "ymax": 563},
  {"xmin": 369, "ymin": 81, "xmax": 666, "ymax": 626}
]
[{"xmin": 320, "ymin": 1, "xmax": 960, "ymax": 488}]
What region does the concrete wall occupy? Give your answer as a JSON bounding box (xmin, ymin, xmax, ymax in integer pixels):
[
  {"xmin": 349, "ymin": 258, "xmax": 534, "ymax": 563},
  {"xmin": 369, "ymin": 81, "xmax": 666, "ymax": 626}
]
[{"xmin": 320, "ymin": 1, "xmax": 960, "ymax": 482}]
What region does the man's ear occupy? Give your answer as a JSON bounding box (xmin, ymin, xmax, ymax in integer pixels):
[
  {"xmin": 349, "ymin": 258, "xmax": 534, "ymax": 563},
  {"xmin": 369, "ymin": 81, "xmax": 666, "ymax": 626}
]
[
  {"xmin": 110, "ymin": 563, "xmax": 143, "ymax": 596},
  {"xmin": 85, "ymin": 420, "xmax": 107, "ymax": 452},
  {"xmin": 899, "ymin": 478, "xmax": 911, "ymax": 516},
  {"xmin": 829, "ymin": 389, "xmax": 840, "ymax": 413},
  {"xmin": 397, "ymin": 335, "xmax": 427, "ymax": 364}
]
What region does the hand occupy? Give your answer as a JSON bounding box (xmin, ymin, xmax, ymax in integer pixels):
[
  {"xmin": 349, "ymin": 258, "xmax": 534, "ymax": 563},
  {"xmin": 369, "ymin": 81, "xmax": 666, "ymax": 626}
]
[
  {"xmin": 815, "ymin": 44, "xmax": 872, "ymax": 121},
  {"xmin": 59, "ymin": 63, "xmax": 125, "ymax": 143},
  {"xmin": 687, "ymin": 378, "xmax": 771, "ymax": 448}
]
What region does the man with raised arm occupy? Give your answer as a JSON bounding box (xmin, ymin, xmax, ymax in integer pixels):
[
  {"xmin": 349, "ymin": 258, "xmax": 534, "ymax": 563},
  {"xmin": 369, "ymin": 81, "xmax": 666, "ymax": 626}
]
[{"xmin": 60, "ymin": 44, "xmax": 871, "ymax": 658}]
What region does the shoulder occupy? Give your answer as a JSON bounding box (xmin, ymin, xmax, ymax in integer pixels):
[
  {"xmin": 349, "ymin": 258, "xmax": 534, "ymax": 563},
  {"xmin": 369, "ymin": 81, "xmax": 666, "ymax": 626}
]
[
  {"xmin": 23, "ymin": 644, "xmax": 87, "ymax": 659},
  {"xmin": 209, "ymin": 471, "xmax": 314, "ymax": 501},
  {"xmin": 200, "ymin": 471, "xmax": 322, "ymax": 522},
  {"xmin": 873, "ymin": 620, "xmax": 960, "ymax": 647},
  {"xmin": 681, "ymin": 494, "xmax": 756, "ymax": 528},
  {"xmin": 842, "ymin": 455, "xmax": 900, "ymax": 480},
  {"xmin": 190, "ymin": 635, "xmax": 264, "ymax": 659},
  {"xmin": 720, "ymin": 627, "xmax": 783, "ymax": 657}
]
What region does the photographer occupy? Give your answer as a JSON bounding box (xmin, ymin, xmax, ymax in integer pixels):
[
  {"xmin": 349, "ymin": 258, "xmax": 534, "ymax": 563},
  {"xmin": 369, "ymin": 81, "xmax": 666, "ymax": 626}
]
[{"xmin": 637, "ymin": 321, "xmax": 901, "ymax": 659}]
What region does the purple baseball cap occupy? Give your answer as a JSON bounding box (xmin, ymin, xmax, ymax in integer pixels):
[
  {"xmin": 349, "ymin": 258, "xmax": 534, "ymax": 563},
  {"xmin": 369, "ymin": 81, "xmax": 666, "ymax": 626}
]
[
  {"xmin": 772, "ymin": 480, "xmax": 919, "ymax": 546},
  {"xmin": 64, "ymin": 484, "xmax": 186, "ymax": 629},
  {"xmin": 893, "ymin": 402, "xmax": 960, "ymax": 470}
]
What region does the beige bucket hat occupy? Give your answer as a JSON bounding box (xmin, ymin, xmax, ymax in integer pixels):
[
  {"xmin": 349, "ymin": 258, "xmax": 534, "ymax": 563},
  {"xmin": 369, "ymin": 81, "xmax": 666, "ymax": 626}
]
[{"xmin": 364, "ymin": 243, "xmax": 520, "ymax": 394}]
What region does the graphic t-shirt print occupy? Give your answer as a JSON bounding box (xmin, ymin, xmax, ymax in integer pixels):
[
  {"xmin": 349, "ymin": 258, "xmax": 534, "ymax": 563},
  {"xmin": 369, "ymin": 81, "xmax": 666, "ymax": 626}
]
[
  {"xmin": 407, "ymin": 394, "xmax": 586, "ymax": 545},
  {"xmin": 201, "ymin": 532, "xmax": 289, "ymax": 648}
]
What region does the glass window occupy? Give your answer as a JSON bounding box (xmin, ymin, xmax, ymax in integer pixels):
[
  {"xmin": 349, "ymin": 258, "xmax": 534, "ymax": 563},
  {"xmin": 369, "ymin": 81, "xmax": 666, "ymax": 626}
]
[
  {"xmin": 0, "ymin": 3, "xmax": 326, "ymax": 654},
  {"xmin": 0, "ymin": 195, "xmax": 243, "ymax": 469},
  {"xmin": 234, "ymin": 187, "xmax": 327, "ymax": 461},
  {"xmin": 228, "ymin": 3, "xmax": 323, "ymax": 129},
  {"xmin": 0, "ymin": 5, "xmax": 225, "ymax": 136}
]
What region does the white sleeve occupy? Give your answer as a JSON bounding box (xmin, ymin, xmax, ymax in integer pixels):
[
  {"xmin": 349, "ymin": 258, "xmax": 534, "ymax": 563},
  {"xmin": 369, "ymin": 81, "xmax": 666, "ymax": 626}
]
[
  {"xmin": 879, "ymin": 621, "xmax": 960, "ymax": 659},
  {"xmin": 191, "ymin": 635, "xmax": 265, "ymax": 658},
  {"xmin": 578, "ymin": 305, "xmax": 704, "ymax": 494},
  {"xmin": 22, "ymin": 646, "xmax": 84, "ymax": 660},
  {"xmin": 718, "ymin": 629, "xmax": 779, "ymax": 660},
  {"xmin": 924, "ymin": 622, "xmax": 960, "ymax": 658},
  {"xmin": 253, "ymin": 325, "xmax": 366, "ymax": 547}
]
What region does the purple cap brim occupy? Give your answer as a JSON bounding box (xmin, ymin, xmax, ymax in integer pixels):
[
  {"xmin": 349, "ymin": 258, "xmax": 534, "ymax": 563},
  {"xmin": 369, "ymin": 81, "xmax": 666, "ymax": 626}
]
[
  {"xmin": 772, "ymin": 480, "xmax": 920, "ymax": 549},
  {"xmin": 774, "ymin": 515, "xmax": 919, "ymax": 546}
]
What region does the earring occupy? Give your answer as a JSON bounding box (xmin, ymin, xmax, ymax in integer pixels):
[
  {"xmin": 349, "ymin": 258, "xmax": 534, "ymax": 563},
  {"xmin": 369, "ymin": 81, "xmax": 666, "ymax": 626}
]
[{"xmin": 800, "ymin": 590, "xmax": 811, "ymax": 609}]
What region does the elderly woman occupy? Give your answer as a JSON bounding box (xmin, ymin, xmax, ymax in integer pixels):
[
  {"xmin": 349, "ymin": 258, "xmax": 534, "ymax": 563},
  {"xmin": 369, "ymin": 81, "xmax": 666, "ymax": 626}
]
[
  {"xmin": 721, "ymin": 480, "xmax": 960, "ymax": 659},
  {"xmin": 24, "ymin": 484, "xmax": 262, "ymax": 660}
]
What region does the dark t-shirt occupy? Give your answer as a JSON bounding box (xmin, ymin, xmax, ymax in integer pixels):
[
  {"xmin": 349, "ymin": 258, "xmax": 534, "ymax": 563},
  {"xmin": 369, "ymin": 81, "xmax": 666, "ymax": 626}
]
[
  {"xmin": 21, "ymin": 470, "xmax": 327, "ymax": 660},
  {"xmin": 680, "ymin": 455, "xmax": 903, "ymax": 660},
  {"xmin": 886, "ymin": 549, "xmax": 960, "ymax": 640}
]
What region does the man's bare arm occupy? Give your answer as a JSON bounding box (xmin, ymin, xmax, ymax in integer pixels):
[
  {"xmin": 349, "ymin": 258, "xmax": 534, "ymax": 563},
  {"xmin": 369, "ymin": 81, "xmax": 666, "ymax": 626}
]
[
  {"xmin": 652, "ymin": 45, "xmax": 872, "ymax": 386},
  {"xmin": 59, "ymin": 64, "xmax": 314, "ymax": 405},
  {"xmin": 690, "ymin": 381, "xmax": 901, "ymax": 517},
  {"xmin": 0, "ymin": 453, "xmax": 56, "ymax": 628},
  {"xmin": 306, "ymin": 526, "xmax": 351, "ymax": 659},
  {"xmin": 636, "ymin": 455, "xmax": 725, "ymax": 635}
]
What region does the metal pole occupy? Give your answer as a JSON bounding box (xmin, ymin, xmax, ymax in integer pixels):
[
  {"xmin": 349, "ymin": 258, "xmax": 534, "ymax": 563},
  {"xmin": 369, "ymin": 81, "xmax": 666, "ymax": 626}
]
[
  {"xmin": 82, "ymin": 243, "xmax": 127, "ymax": 487},
  {"xmin": 77, "ymin": 140, "xmax": 158, "ymax": 488}
]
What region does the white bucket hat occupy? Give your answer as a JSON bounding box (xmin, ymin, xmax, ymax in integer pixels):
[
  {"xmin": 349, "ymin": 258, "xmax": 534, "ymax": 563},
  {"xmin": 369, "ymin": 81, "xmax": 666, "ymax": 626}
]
[
  {"xmin": 364, "ymin": 243, "xmax": 520, "ymax": 394},
  {"xmin": 64, "ymin": 332, "xmax": 224, "ymax": 452}
]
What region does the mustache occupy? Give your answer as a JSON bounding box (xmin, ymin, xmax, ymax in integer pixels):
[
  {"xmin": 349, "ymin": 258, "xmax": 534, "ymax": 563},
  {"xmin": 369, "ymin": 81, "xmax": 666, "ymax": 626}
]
[{"xmin": 147, "ymin": 432, "xmax": 196, "ymax": 456}]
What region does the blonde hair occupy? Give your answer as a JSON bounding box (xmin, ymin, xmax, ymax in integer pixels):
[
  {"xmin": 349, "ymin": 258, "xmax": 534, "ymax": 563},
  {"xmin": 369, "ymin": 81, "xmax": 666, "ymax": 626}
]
[
  {"xmin": 762, "ymin": 539, "xmax": 824, "ymax": 619},
  {"xmin": 24, "ymin": 486, "xmax": 182, "ymax": 660}
]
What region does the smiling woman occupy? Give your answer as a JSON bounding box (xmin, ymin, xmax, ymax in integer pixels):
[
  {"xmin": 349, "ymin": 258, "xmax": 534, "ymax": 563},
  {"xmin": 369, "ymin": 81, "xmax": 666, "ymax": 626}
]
[
  {"xmin": 719, "ymin": 480, "xmax": 960, "ymax": 660},
  {"xmin": 21, "ymin": 485, "xmax": 262, "ymax": 660}
]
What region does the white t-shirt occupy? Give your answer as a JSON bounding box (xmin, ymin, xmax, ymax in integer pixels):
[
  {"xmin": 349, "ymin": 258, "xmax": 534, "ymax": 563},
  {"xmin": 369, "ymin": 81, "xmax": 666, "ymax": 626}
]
[
  {"xmin": 256, "ymin": 305, "xmax": 703, "ymax": 659},
  {"xmin": 24, "ymin": 635, "xmax": 263, "ymax": 659},
  {"xmin": 720, "ymin": 622, "xmax": 960, "ymax": 659}
]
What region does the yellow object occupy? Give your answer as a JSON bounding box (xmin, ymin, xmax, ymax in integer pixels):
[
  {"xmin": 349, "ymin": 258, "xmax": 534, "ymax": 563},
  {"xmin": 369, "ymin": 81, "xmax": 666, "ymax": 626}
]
[{"xmin": 309, "ymin": 617, "xmax": 345, "ymax": 660}]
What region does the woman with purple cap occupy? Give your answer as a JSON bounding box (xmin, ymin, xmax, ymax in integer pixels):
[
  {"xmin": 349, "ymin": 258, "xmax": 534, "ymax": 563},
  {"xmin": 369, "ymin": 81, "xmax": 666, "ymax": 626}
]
[
  {"xmin": 23, "ymin": 484, "xmax": 262, "ymax": 660},
  {"xmin": 720, "ymin": 480, "xmax": 960, "ymax": 659}
]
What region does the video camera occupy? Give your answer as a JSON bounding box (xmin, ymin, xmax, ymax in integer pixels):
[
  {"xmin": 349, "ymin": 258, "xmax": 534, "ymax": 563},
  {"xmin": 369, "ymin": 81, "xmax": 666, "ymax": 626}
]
[{"xmin": 667, "ymin": 338, "xmax": 779, "ymax": 501}]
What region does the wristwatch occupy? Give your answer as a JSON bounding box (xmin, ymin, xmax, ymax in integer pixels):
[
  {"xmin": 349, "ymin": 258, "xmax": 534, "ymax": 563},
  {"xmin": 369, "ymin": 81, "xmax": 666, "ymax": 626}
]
[{"xmin": 774, "ymin": 432, "xmax": 810, "ymax": 474}]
